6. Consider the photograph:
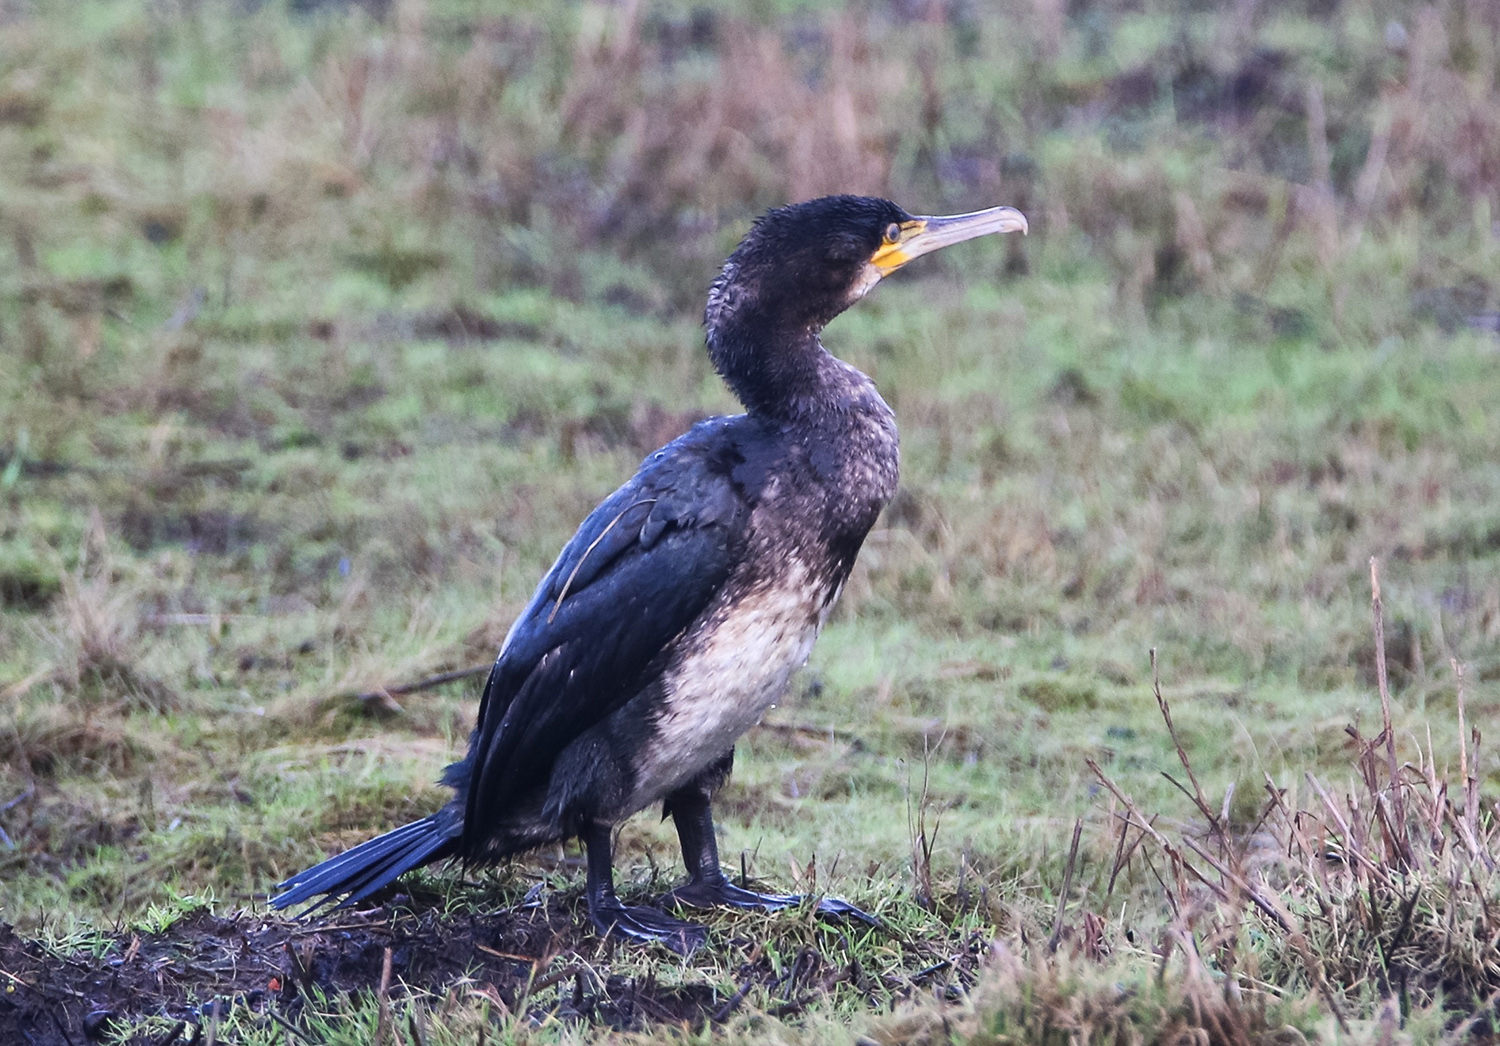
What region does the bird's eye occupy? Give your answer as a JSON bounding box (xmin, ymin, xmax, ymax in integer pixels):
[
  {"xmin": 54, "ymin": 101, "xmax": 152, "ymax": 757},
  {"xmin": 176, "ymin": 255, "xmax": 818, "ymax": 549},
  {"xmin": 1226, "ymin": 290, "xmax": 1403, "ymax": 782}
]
[{"xmin": 883, "ymin": 222, "xmax": 901, "ymax": 244}]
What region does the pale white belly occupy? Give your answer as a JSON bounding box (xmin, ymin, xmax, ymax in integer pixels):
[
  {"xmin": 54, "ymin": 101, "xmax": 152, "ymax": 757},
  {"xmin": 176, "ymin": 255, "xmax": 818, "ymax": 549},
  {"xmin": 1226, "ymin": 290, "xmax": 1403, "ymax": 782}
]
[{"xmin": 629, "ymin": 564, "xmax": 828, "ymax": 805}]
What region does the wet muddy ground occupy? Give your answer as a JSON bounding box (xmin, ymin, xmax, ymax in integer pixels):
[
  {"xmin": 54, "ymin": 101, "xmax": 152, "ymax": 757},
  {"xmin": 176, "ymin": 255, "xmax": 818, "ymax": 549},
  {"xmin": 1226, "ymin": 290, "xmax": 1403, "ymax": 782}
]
[{"xmin": 0, "ymin": 901, "xmax": 983, "ymax": 1045}]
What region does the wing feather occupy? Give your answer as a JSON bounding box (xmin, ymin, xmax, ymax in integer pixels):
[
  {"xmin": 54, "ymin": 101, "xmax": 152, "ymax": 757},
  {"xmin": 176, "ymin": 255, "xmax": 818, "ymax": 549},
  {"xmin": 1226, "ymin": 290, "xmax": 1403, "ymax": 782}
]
[{"xmin": 454, "ymin": 417, "xmax": 764, "ymax": 852}]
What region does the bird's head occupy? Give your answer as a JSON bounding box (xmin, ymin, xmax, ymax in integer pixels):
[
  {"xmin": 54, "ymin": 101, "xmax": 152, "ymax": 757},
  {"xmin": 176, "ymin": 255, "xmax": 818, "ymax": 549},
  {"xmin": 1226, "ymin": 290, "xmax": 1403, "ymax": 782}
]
[{"xmin": 706, "ymin": 194, "xmax": 1028, "ymax": 338}]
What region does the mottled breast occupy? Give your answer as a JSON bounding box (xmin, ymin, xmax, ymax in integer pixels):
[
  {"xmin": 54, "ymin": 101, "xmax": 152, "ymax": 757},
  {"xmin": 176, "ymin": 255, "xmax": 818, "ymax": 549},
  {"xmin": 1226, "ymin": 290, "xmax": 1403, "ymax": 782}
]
[
  {"xmin": 630, "ymin": 550, "xmax": 829, "ymax": 806},
  {"xmin": 625, "ymin": 363, "xmax": 898, "ymax": 809}
]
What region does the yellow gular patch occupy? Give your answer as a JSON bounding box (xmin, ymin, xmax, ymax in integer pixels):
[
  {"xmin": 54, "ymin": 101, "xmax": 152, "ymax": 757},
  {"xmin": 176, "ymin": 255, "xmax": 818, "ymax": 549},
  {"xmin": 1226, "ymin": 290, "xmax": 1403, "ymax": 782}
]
[{"xmin": 869, "ymin": 220, "xmax": 928, "ymax": 275}]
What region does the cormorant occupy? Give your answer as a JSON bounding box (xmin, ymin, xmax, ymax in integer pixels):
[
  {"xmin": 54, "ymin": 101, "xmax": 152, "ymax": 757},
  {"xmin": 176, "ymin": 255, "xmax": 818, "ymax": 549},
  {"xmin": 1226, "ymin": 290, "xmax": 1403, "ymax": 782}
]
[{"xmin": 271, "ymin": 195, "xmax": 1028, "ymax": 953}]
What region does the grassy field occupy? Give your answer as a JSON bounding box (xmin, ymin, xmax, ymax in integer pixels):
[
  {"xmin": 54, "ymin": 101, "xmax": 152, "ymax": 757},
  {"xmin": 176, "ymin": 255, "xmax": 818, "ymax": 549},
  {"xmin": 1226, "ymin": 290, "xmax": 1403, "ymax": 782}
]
[{"xmin": 2, "ymin": 0, "xmax": 1499, "ymax": 1042}]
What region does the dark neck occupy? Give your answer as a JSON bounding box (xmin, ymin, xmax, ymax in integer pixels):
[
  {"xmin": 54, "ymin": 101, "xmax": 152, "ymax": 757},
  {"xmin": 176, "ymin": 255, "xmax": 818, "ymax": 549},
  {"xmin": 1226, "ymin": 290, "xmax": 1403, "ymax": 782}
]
[{"xmin": 707, "ymin": 313, "xmax": 857, "ymax": 424}]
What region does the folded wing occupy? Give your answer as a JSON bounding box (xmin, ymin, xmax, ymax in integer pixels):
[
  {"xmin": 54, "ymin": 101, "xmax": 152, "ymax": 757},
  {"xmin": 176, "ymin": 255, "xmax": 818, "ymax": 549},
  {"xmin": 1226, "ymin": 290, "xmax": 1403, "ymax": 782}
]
[{"xmin": 455, "ymin": 418, "xmax": 761, "ymax": 853}]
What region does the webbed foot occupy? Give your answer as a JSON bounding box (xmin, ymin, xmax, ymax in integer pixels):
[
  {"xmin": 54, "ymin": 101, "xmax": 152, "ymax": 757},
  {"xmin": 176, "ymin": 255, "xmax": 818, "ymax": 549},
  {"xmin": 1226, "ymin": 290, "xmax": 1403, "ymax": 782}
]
[
  {"xmin": 808, "ymin": 894, "xmax": 881, "ymax": 926},
  {"xmin": 662, "ymin": 877, "xmax": 798, "ymax": 912},
  {"xmin": 663, "ymin": 875, "xmax": 882, "ymax": 927},
  {"xmin": 589, "ymin": 900, "xmax": 708, "ymax": 956}
]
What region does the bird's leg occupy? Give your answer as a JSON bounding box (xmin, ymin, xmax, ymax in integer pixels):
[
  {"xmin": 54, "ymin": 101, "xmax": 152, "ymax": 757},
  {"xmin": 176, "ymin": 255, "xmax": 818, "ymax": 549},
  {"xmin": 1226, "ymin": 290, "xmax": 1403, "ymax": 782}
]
[
  {"xmin": 582, "ymin": 819, "xmax": 706, "ymax": 956},
  {"xmin": 661, "ymin": 783, "xmax": 794, "ymax": 912},
  {"xmin": 660, "ymin": 772, "xmax": 881, "ymax": 927}
]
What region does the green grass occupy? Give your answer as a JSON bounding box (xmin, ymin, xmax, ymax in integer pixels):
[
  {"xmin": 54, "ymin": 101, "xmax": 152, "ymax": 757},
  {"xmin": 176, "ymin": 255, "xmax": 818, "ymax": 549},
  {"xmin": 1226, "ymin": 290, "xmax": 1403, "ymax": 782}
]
[{"xmin": 2, "ymin": 0, "xmax": 1500, "ymax": 1042}]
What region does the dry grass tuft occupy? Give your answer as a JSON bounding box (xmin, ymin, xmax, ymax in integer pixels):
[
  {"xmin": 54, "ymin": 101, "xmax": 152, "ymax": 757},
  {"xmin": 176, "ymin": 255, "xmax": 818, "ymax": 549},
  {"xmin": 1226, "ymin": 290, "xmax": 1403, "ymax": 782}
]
[
  {"xmin": 858, "ymin": 558, "xmax": 1497, "ymax": 1045},
  {"xmin": 0, "ymin": 702, "xmax": 144, "ymax": 778},
  {"xmin": 562, "ymin": 11, "xmax": 895, "ymax": 238},
  {"xmin": 1079, "ymin": 563, "xmax": 1499, "ymax": 1033},
  {"xmin": 963, "ymin": 940, "xmax": 1308, "ymax": 1046},
  {"xmin": 49, "ymin": 512, "xmax": 175, "ymax": 713}
]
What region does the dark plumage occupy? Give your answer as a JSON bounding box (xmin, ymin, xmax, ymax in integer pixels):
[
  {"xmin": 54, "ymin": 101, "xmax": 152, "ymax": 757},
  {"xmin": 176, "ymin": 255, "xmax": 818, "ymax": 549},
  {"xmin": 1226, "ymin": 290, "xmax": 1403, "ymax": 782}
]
[{"xmin": 271, "ymin": 194, "xmax": 1027, "ymax": 953}]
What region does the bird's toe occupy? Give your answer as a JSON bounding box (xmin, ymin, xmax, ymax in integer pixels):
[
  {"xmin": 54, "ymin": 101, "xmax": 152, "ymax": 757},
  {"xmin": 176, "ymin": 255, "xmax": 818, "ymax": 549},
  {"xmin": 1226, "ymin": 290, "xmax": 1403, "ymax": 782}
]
[
  {"xmin": 662, "ymin": 878, "xmax": 798, "ymax": 913},
  {"xmin": 661, "ymin": 878, "xmax": 881, "ymax": 927},
  {"xmin": 812, "ymin": 896, "xmax": 882, "ymax": 927},
  {"xmin": 591, "ymin": 901, "xmax": 708, "ymax": 956}
]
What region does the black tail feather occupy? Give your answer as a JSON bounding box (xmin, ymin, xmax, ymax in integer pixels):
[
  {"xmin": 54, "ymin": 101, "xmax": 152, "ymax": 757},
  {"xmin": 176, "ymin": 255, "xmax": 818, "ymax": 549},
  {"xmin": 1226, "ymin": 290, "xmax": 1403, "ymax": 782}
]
[{"xmin": 271, "ymin": 812, "xmax": 461, "ymax": 912}]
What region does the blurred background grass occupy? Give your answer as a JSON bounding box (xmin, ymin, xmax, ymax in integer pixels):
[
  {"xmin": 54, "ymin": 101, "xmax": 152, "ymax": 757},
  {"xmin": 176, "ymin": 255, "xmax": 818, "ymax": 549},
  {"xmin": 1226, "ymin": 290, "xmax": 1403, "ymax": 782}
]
[{"xmin": 1, "ymin": 0, "xmax": 1498, "ymax": 1036}]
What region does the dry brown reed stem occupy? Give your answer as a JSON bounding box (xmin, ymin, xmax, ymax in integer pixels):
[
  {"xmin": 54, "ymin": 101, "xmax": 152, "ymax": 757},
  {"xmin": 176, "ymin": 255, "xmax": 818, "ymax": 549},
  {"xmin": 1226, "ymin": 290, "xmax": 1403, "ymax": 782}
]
[
  {"xmin": 1149, "ymin": 648, "xmax": 1224, "ymax": 851},
  {"xmin": 1456, "ymin": 658, "xmax": 1469, "ymax": 803},
  {"xmin": 1048, "ymin": 818, "xmax": 1083, "ymax": 953},
  {"xmin": 1451, "ymin": 658, "xmax": 1492, "ymax": 871},
  {"xmin": 1262, "ymin": 773, "xmax": 1332, "ymax": 901},
  {"xmin": 1104, "ymin": 653, "xmax": 1411, "ymax": 1029},
  {"xmin": 1104, "ymin": 806, "xmax": 1144, "ymax": 900},
  {"xmin": 1087, "ymin": 755, "xmax": 1352, "ymax": 1033},
  {"xmin": 907, "ymin": 732, "xmax": 944, "ymax": 909},
  {"xmin": 1107, "ymin": 565, "xmax": 1500, "ymax": 1022},
  {"xmin": 1303, "ymin": 771, "xmax": 1387, "ymax": 886},
  {"xmin": 1368, "ymin": 557, "xmax": 1410, "ymax": 867}
]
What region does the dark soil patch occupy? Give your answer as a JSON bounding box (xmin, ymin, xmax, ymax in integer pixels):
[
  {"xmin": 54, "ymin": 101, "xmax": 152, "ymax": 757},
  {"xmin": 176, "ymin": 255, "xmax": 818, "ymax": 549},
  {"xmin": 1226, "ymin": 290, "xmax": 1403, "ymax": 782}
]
[
  {"xmin": 0, "ymin": 905, "xmax": 701, "ymax": 1045},
  {"xmin": 0, "ymin": 902, "xmax": 984, "ymax": 1044}
]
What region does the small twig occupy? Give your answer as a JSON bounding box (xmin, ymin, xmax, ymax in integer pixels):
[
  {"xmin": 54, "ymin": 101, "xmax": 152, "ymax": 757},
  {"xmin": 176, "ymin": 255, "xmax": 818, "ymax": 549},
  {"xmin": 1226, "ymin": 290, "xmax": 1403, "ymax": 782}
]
[
  {"xmin": 334, "ymin": 664, "xmax": 493, "ymax": 711},
  {"xmin": 1456, "ymin": 657, "xmax": 1471, "ymax": 811},
  {"xmin": 528, "ymin": 963, "xmax": 584, "ymax": 993},
  {"xmin": 907, "ymin": 732, "xmax": 945, "ymax": 909},
  {"xmin": 1305, "ymin": 81, "xmax": 1333, "ymax": 193},
  {"xmin": 0, "ymin": 965, "xmax": 86, "ymax": 1000},
  {"xmin": 473, "ymin": 943, "xmax": 537, "ymax": 963},
  {"xmin": 407, "ymin": 1008, "xmax": 429, "ymax": 1046},
  {"xmin": 1181, "ymin": 832, "xmax": 1350, "ymax": 1034},
  {"xmin": 261, "ymin": 1011, "xmax": 311, "ymax": 1045},
  {"xmin": 289, "ymin": 920, "xmax": 389, "ymax": 936},
  {"xmin": 205, "ymin": 1000, "xmax": 220, "ymax": 1046},
  {"xmin": 1139, "ymin": 847, "xmax": 1179, "ymax": 919},
  {"xmin": 1086, "ymin": 760, "xmax": 1225, "ymax": 902},
  {"xmin": 1181, "ymin": 837, "xmax": 1295, "ymax": 936},
  {"xmin": 1049, "ymin": 819, "xmax": 1083, "ymax": 952},
  {"xmin": 1263, "ymin": 776, "xmax": 1331, "ymax": 901},
  {"xmin": 1107, "ymin": 814, "xmax": 1155, "ymax": 900},
  {"xmin": 1346, "ymin": 104, "xmax": 1392, "ymax": 251},
  {"xmin": 0, "ymin": 968, "xmax": 36, "ymax": 992},
  {"xmin": 375, "ymin": 947, "xmax": 394, "ymax": 1046},
  {"xmin": 714, "ymin": 978, "xmax": 756, "ymax": 1020},
  {"xmin": 629, "ymin": 986, "xmax": 680, "ymax": 1024}
]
